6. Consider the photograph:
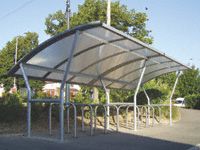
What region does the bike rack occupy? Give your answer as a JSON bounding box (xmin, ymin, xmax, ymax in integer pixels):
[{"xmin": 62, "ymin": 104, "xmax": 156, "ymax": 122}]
[
  {"xmin": 147, "ymin": 105, "xmax": 155, "ymax": 126},
  {"xmin": 125, "ymin": 105, "xmax": 140, "ymax": 129},
  {"xmin": 153, "ymin": 105, "xmax": 162, "ymax": 123},
  {"xmin": 74, "ymin": 103, "xmax": 94, "ymax": 136},
  {"xmin": 139, "ymin": 105, "xmax": 148, "ymax": 127},
  {"xmin": 48, "ymin": 102, "xmax": 162, "ymax": 139},
  {"xmin": 66, "ymin": 102, "xmax": 77, "ymax": 138},
  {"xmin": 94, "ymin": 105, "xmax": 107, "ymax": 134}
]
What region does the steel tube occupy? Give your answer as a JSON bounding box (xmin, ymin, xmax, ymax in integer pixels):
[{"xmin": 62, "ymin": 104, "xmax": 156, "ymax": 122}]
[
  {"xmin": 147, "ymin": 105, "xmax": 155, "ymax": 126},
  {"xmin": 143, "ymin": 88, "xmax": 151, "ymax": 126},
  {"xmin": 170, "ymin": 72, "xmax": 181, "ymax": 126},
  {"xmin": 140, "ymin": 106, "xmax": 148, "ymax": 127},
  {"xmin": 49, "ymin": 104, "xmax": 52, "ymax": 135},
  {"xmin": 94, "ymin": 106, "xmax": 98, "ymax": 131},
  {"xmin": 107, "ymin": 0, "xmax": 111, "ymax": 26},
  {"xmin": 133, "ymin": 61, "xmax": 146, "ymax": 131},
  {"xmin": 59, "ymin": 31, "xmax": 79, "ymax": 142},
  {"xmin": 116, "ymin": 107, "xmax": 119, "ymax": 132},
  {"xmin": 66, "ymin": 84, "xmax": 70, "ymax": 133},
  {"xmin": 20, "ymin": 63, "xmax": 32, "ymax": 137},
  {"xmin": 93, "ymin": 105, "xmax": 107, "ymax": 134},
  {"xmin": 81, "ymin": 107, "xmax": 85, "ymax": 132},
  {"xmin": 30, "ymin": 99, "xmax": 60, "ymax": 103},
  {"xmin": 89, "ymin": 105, "xmax": 94, "ymax": 136},
  {"xmin": 69, "ymin": 103, "xmax": 77, "ymax": 138},
  {"xmin": 100, "ymin": 80, "xmax": 110, "ymax": 130}
]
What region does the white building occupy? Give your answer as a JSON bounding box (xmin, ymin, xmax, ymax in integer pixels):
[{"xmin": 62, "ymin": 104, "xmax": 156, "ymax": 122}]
[
  {"xmin": 42, "ymin": 82, "xmax": 81, "ymax": 97},
  {"xmin": 0, "ymin": 84, "xmax": 5, "ymax": 97}
]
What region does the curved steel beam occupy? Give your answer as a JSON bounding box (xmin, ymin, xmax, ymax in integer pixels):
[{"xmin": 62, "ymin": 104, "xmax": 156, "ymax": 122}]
[
  {"xmin": 122, "ymin": 65, "xmax": 184, "ymax": 89},
  {"xmin": 107, "ymin": 58, "xmax": 171, "ymax": 88},
  {"xmin": 68, "ymin": 47, "xmax": 147, "ymax": 82},
  {"xmin": 43, "ymin": 37, "xmax": 125, "ymax": 78},
  {"xmin": 88, "ymin": 58, "xmax": 145, "ymax": 85}
]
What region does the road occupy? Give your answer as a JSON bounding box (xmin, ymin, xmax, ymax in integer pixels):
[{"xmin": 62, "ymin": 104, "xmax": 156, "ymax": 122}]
[{"xmin": 0, "ymin": 108, "xmax": 199, "ymax": 150}]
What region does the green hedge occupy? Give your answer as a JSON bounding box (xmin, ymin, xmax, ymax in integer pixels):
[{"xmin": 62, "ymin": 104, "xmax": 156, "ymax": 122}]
[{"xmin": 185, "ymin": 94, "xmax": 200, "ymax": 109}]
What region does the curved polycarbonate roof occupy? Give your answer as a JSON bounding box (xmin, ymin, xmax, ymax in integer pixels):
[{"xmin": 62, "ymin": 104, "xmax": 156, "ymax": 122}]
[{"xmin": 8, "ymin": 22, "xmax": 189, "ymax": 90}]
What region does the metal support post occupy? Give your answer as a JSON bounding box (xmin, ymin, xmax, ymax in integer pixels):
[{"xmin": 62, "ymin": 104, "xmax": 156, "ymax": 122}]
[
  {"xmin": 106, "ymin": 89, "xmax": 110, "ymax": 130},
  {"xmin": 59, "ymin": 31, "xmax": 79, "ymax": 142},
  {"xmin": 143, "ymin": 88, "xmax": 150, "ymax": 126},
  {"xmin": 65, "ymin": 0, "xmax": 71, "ymax": 30},
  {"xmin": 107, "ymin": 0, "xmax": 111, "ymax": 26},
  {"xmin": 125, "ymin": 106, "xmax": 129, "ymax": 128},
  {"xmin": 94, "ymin": 106, "xmax": 98, "ymax": 131},
  {"xmin": 72, "ymin": 103, "xmax": 77, "ymax": 138},
  {"xmin": 66, "ymin": 84, "xmax": 70, "ymax": 133},
  {"xmin": 20, "ymin": 63, "xmax": 32, "ymax": 137},
  {"xmin": 116, "ymin": 107, "xmax": 119, "ymax": 132},
  {"xmin": 49, "ymin": 104, "xmax": 52, "ymax": 135},
  {"xmin": 100, "ymin": 79, "xmax": 110, "ymax": 130},
  {"xmin": 81, "ymin": 107, "xmax": 85, "ymax": 131},
  {"xmin": 169, "ymin": 71, "xmax": 181, "ymax": 126},
  {"xmin": 65, "ymin": 0, "xmax": 71, "ymax": 134},
  {"xmin": 103, "ymin": 106, "xmax": 107, "ymax": 134},
  {"xmin": 133, "ymin": 61, "xmax": 146, "ymax": 131},
  {"xmin": 13, "ymin": 37, "xmax": 18, "ymax": 90},
  {"xmin": 89, "ymin": 105, "xmax": 93, "ymax": 136}
]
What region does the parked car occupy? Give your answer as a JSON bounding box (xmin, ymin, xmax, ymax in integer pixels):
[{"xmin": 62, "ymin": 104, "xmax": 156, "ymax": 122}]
[{"xmin": 174, "ymin": 97, "xmax": 185, "ymax": 107}]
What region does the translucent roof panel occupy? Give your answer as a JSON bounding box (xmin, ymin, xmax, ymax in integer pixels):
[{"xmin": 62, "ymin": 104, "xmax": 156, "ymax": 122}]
[{"xmin": 8, "ymin": 22, "xmax": 190, "ymax": 90}]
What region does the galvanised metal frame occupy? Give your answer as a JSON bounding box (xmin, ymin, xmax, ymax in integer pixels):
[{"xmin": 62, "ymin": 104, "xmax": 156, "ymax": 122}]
[
  {"xmin": 20, "ymin": 63, "xmax": 32, "ymax": 137},
  {"xmin": 94, "ymin": 105, "xmax": 107, "ymax": 133},
  {"xmin": 74, "ymin": 103, "xmax": 94, "ymax": 136},
  {"xmin": 49, "ymin": 104, "xmax": 52, "ymax": 135},
  {"xmin": 66, "ymin": 84, "xmax": 70, "ymax": 133},
  {"xmin": 153, "ymin": 105, "xmax": 162, "ymax": 123},
  {"xmin": 10, "ymin": 22, "xmax": 189, "ymax": 142},
  {"xmin": 99, "ymin": 79, "xmax": 110, "ymax": 130},
  {"xmin": 148, "ymin": 105, "xmax": 155, "ymax": 126},
  {"xmin": 140, "ymin": 106, "xmax": 148, "ymax": 127},
  {"xmin": 59, "ymin": 30, "xmax": 80, "ymax": 141},
  {"xmin": 169, "ymin": 71, "xmax": 181, "ymax": 126},
  {"xmin": 8, "ymin": 22, "xmax": 189, "ymax": 81},
  {"xmin": 143, "ymin": 88, "xmax": 151, "ymax": 126},
  {"xmin": 133, "ymin": 60, "xmax": 146, "ymax": 131},
  {"xmin": 125, "ymin": 105, "xmax": 140, "ymax": 128},
  {"xmin": 65, "ymin": 102, "xmax": 77, "ymax": 138}
]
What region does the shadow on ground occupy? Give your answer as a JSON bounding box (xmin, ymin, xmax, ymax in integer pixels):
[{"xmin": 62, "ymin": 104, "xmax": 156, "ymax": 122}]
[{"xmin": 0, "ymin": 130, "xmax": 193, "ymax": 150}]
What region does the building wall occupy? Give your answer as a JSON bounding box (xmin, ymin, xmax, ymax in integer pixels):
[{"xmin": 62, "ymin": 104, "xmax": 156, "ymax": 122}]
[
  {"xmin": 0, "ymin": 84, "xmax": 5, "ymax": 97},
  {"xmin": 42, "ymin": 82, "xmax": 80, "ymax": 98}
]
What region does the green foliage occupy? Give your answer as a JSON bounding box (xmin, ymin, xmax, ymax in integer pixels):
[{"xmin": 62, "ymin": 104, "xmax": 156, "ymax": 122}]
[
  {"xmin": 161, "ymin": 105, "xmax": 180, "ymax": 120},
  {"xmin": 73, "ymin": 86, "xmax": 93, "ymax": 104},
  {"xmin": 177, "ymin": 67, "xmax": 200, "ymax": 97},
  {"xmin": 185, "ymin": 94, "xmax": 200, "ymax": 109},
  {"xmin": 0, "ymin": 92, "xmax": 23, "ymax": 106},
  {"xmin": 44, "ymin": 0, "xmax": 154, "ymax": 105},
  {"xmin": 0, "ymin": 32, "xmax": 44, "ymax": 92},
  {"xmin": 0, "ymin": 92, "xmax": 25, "ymax": 123},
  {"xmin": 157, "ymin": 67, "xmax": 200, "ymax": 98},
  {"xmin": 136, "ymin": 89, "xmax": 163, "ymax": 105},
  {"xmin": 110, "ymin": 89, "xmax": 133, "ymax": 102},
  {"xmin": 143, "ymin": 79, "xmax": 171, "ymax": 103},
  {"xmin": 157, "ymin": 72, "xmax": 176, "ymax": 89},
  {"xmin": 45, "ymin": 0, "xmax": 152, "ymax": 44}
]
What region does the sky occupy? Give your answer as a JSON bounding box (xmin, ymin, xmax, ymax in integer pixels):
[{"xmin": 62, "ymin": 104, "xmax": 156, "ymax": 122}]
[{"xmin": 0, "ymin": 0, "xmax": 200, "ymax": 68}]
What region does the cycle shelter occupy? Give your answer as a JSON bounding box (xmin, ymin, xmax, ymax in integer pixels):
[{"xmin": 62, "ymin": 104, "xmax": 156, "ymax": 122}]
[{"xmin": 8, "ymin": 21, "xmax": 190, "ymax": 142}]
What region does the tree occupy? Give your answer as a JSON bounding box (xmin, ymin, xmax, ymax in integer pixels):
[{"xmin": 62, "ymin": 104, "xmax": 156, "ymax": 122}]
[
  {"xmin": 177, "ymin": 66, "xmax": 200, "ymax": 97},
  {"xmin": 0, "ymin": 32, "xmax": 44, "ymax": 92},
  {"xmin": 44, "ymin": 0, "xmax": 153, "ymax": 103},
  {"xmin": 155, "ymin": 66, "xmax": 200, "ymax": 98},
  {"xmin": 45, "ymin": 0, "xmax": 153, "ymax": 44}
]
